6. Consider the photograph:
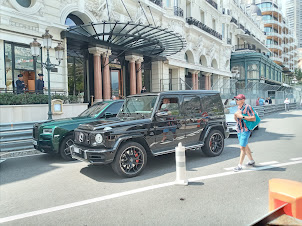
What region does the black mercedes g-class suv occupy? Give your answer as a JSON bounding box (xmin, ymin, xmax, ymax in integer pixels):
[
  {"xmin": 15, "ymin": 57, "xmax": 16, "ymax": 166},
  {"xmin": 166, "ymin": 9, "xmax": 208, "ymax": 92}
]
[{"xmin": 71, "ymin": 91, "xmax": 229, "ymax": 177}]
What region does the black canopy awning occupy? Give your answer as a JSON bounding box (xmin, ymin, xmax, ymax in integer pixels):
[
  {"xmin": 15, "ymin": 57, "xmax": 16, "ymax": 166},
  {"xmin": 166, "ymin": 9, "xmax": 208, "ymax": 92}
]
[{"xmin": 61, "ymin": 21, "xmax": 186, "ymax": 57}]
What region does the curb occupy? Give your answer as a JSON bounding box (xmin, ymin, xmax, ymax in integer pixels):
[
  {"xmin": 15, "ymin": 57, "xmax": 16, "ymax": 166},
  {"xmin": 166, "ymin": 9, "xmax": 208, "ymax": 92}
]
[{"xmin": 0, "ymin": 149, "xmax": 42, "ymax": 159}]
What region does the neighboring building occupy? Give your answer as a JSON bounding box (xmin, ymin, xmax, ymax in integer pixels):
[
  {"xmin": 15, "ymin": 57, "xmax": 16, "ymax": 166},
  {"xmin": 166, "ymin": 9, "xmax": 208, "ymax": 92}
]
[
  {"xmin": 253, "ymin": 0, "xmax": 298, "ymax": 75},
  {"xmin": 0, "ymin": 0, "xmax": 284, "ymax": 106},
  {"xmin": 285, "ymin": 0, "xmax": 301, "ymax": 48},
  {"xmin": 286, "ymin": 0, "xmax": 302, "ymax": 71}
]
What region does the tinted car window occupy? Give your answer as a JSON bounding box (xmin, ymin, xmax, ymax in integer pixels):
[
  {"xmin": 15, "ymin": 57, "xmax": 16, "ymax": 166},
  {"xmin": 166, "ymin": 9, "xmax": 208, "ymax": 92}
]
[
  {"xmin": 158, "ymin": 97, "xmax": 179, "ymax": 116},
  {"xmin": 78, "ymin": 102, "xmax": 109, "ymax": 117},
  {"xmin": 118, "ymin": 95, "xmax": 158, "ymax": 118},
  {"xmin": 182, "ymin": 96, "xmax": 201, "ymax": 116},
  {"xmin": 103, "ymin": 102, "xmax": 124, "ymax": 116},
  {"xmin": 201, "ymin": 93, "xmax": 224, "ymax": 115}
]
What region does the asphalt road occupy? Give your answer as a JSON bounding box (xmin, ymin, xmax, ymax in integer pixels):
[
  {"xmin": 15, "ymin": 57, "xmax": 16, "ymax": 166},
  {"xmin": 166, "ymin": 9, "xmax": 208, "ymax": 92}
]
[{"xmin": 1, "ymin": 110, "xmax": 302, "ymax": 225}]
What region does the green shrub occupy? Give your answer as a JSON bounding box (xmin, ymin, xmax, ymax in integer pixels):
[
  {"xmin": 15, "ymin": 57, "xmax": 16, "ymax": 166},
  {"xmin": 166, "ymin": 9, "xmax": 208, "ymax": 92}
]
[
  {"xmin": 68, "ymin": 95, "xmax": 78, "ymax": 103},
  {"xmin": 0, "ymin": 93, "xmax": 82, "ymax": 105}
]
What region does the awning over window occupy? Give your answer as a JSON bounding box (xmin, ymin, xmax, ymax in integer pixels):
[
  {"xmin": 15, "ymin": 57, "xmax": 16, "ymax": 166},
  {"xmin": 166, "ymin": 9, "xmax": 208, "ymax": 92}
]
[{"xmin": 61, "ymin": 21, "xmax": 186, "ymax": 57}]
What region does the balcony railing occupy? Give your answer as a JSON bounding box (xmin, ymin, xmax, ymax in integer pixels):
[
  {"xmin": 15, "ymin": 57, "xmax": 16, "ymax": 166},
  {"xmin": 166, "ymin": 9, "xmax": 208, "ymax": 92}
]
[
  {"xmin": 265, "ymin": 20, "xmax": 283, "ymax": 27},
  {"xmin": 206, "ymin": 0, "xmax": 218, "ymax": 9},
  {"xmin": 149, "ymin": 0, "xmax": 162, "ymax": 7},
  {"xmin": 174, "ymin": 6, "xmax": 184, "ymax": 18},
  {"xmin": 245, "ymin": 29, "xmax": 250, "ymax": 35},
  {"xmin": 186, "ymin": 17, "xmax": 222, "ymax": 40},
  {"xmin": 266, "ymin": 32, "xmax": 283, "ymax": 39},
  {"xmin": 260, "ymin": 7, "xmax": 281, "ymax": 14},
  {"xmin": 270, "ymin": 56, "xmax": 282, "ymax": 62},
  {"xmin": 267, "ymin": 44, "xmax": 282, "ymax": 51},
  {"xmin": 227, "ymin": 38, "xmax": 231, "ymax": 44},
  {"xmin": 234, "ymin": 44, "xmax": 260, "ymax": 52},
  {"xmin": 239, "ymin": 24, "xmax": 245, "ymax": 31},
  {"xmin": 230, "ymin": 17, "xmax": 238, "ymax": 25}
]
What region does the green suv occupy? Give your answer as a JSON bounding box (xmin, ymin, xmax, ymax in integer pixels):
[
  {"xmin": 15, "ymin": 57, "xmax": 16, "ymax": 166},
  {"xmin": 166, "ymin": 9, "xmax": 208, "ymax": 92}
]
[{"xmin": 32, "ymin": 100, "xmax": 124, "ymax": 160}]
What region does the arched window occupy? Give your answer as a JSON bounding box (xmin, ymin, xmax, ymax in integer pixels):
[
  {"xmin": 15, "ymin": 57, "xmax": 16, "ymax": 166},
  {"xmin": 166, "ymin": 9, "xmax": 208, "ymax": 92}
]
[
  {"xmin": 65, "ymin": 14, "xmax": 84, "ymax": 27},
  {"xmin": 185, "ymin": 53, "xmax": 188, "ymax": 62},
  {"xmin": 16, "ymin": 0, "xmax": 31, "ymax": 7}
]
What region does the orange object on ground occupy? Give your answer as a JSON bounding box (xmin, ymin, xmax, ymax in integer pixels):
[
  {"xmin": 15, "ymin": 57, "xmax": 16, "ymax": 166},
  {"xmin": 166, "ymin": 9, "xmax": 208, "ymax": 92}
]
[{"xmin": 269, "ymin": 179, "xmax": 302, "ymax": 220}]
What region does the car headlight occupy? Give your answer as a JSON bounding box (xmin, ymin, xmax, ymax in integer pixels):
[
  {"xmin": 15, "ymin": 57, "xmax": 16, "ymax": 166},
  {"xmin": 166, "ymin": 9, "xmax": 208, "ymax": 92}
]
[
  {"xmin": 95, "ymin": 134, "xmax": 103, "ymax": 143},
  {"xmin": 43, "ymin": 128, "xmax": 53, "ymax": 134}
]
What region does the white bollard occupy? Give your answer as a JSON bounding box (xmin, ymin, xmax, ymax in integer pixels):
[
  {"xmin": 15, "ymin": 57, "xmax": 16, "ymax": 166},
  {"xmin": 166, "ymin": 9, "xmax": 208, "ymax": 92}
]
[{"xmin": 175, "ymin": 142, "xmax": 188, "ymax": 186}]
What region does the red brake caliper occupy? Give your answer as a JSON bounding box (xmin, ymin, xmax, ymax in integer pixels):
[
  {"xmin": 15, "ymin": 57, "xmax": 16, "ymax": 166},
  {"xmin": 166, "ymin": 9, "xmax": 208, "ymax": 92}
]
[{"xmin": 134, "ymin": 151, "xmax": 139, "ymax": 163}]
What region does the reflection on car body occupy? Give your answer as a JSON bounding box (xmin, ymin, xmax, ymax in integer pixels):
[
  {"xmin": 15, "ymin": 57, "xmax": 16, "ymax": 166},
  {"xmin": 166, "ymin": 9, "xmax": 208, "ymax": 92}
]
[
  {"xmin": 71, "ymin": 91, "xmax": 229, "ymax": 178},
  {"xmin": 32, "ymin": 100, "xmax": 124, "ymax": 160}
]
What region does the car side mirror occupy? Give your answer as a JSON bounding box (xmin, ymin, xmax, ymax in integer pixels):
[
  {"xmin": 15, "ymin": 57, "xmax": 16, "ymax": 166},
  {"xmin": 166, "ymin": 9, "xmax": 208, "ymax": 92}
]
[{"xmin": 156, "ymin": 111, "xmax": 168, "ymax": 117}]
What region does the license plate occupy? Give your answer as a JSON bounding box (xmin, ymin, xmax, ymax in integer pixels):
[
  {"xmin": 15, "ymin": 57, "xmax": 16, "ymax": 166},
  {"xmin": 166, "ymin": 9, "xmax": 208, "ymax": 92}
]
[
  {"xmin": 32, "ymin": 140, "xmax": 37, "ymax": 145},
  {"xmin": 73, "ymin": 146, "xmax": 81, "ymax": 154}
]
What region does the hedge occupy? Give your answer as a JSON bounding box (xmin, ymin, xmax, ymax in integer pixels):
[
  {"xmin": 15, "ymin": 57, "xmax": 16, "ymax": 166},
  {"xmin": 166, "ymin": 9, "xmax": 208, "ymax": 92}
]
[{"xmin": 0, "ymin": 93, "xmax": 79, "ymax": 105}]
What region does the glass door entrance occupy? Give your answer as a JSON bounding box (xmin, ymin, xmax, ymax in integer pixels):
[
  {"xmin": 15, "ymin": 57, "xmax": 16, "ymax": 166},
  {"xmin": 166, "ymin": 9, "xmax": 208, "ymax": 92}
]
[{"xmin": 110, "ymin": 69, "xmax": 123, "ymax": 99}]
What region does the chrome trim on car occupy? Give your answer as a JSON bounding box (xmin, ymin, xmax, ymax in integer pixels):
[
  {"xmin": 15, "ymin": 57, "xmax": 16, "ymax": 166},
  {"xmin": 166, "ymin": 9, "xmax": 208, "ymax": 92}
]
[{"xmin": 153, "ymin": 143, "xmax": 204, "ymax": 156}]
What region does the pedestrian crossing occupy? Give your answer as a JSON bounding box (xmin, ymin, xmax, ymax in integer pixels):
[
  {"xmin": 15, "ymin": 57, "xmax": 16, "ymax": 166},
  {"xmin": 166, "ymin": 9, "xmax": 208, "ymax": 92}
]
[{"xmin": 224, "ymin": 157, "xmax": 302, "ymax": 171}]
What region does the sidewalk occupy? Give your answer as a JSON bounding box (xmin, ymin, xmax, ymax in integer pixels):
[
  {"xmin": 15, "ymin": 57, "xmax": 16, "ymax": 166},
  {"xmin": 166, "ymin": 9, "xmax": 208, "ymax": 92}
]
[{"xmin": 0, "ymin": 149, "xmax": 42, "ymax": 159}]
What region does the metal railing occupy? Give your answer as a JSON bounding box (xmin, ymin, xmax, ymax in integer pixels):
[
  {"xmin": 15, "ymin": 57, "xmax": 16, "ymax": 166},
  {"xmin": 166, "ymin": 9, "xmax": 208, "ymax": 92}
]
[
  {"xmin": 234, "ymin": 44, "xmax": 261, "ymax": 52},
  {"xmin": 239, "ymin": 24, "xmax": 245, "ymax": 31},
  {"xmin": 0, "ymin": 89, "xmax": 67, "ymax": 95},
  {"xmin": 0, "ymin": 121, "xmax": 44, "ymax": 152},
  {"xmin": 149, "ymin": 0, "xmax": 162, "ymax": 7},
  {"xmin": 205, "ymin": 0, "xmax": 218, "ymax": 9},
  {"xmin": 186, "ymin": 17, "xmax": 222, "ymax": 40},
  {"xmin": 212, "ymin": 79, "xmax": 300, "ymax": 106},
  {"xmin": 231, "ymin": 17, "xmax": 238, "ymax": 25},
  {"xmin": 174, "ymin": 6, "xmax": 183, "ymax": 18},
  {"xmin": 253, "ymin": 103, "xmax": 297, "ymax": 117}
]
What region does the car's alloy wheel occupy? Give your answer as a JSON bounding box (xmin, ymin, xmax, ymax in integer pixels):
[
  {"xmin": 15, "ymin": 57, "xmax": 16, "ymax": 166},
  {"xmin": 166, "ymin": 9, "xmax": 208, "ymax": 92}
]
[
  {"xmin": 202, "ymin": 130, "xmax": 224, "ymax": 157},
  {"xmin": 112, "ymin": 142, "xmax": 147, "ymax": 177},
  {"xmin": 209, "ymin": 133, "xmax": 223, "ymax": 153},
  {"xmin": 59, "ymin": 135, "xmax": 76, "ymax": 161}
]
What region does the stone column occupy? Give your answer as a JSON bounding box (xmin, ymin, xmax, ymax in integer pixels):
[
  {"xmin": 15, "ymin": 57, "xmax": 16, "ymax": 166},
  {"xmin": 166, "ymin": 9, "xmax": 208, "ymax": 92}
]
[
  {"xmin": 126, "ymin": 55, "xmax": 142, "ymax": 95},
  {"xmin": 129, "ymin": 60, "xmax": 136, "ymax": 95},
  {"xmin": 204, "ymin": 74, "xmax": 208, "ymax": 90},
  {"xmin": 88, "ymin": 47, "xmax": 103, "ymax": 102},
  {"xmin": 136, "ymin": 57, "xmax": 144, "ymax": 93},
  {"xmin": 192, "ymin": 72, "xmax": 196, "ymax": 90},
  {"xmin": 194, "ymin": 71, "xmax": 199, "ymax": 90},
  {"xmin": 102, "ymin": 50, "xmax": 112, "ymax": 100},
  {"xmin": 205, "ymin": 73, "xmax": 212, "ymax": 90}
]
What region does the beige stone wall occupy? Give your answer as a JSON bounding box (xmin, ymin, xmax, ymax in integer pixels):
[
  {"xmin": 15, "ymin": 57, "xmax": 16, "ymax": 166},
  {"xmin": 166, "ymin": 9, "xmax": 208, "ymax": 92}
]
[{"xmin": 0, "ymin": 103, "xmax": 88, "ymax": 124}]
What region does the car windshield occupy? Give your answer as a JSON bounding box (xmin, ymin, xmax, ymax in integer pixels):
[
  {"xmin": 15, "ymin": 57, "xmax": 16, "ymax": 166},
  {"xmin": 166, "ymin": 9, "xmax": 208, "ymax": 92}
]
[
  {"xmin": 224, "ymin": 105, "xmax": 238, "ymax": 114},
  {"xmin": 78, "ymin": 102, "xmax": 109, "ymax": 117},
  {"xmin": 117, "ymin": 95, "xmax": 158, "ymax": 119}
]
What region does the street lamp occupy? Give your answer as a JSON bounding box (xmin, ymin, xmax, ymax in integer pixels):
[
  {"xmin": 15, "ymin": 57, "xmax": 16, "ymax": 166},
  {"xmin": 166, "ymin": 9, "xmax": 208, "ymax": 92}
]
[{"xmin": 30, "ymin": 29, "xmax": 64, "ymax": 120}]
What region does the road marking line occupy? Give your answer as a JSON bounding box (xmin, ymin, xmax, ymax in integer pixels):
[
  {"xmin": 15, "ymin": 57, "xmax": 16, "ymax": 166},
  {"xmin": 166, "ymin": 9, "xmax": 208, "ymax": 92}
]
[
  {"xmin": 224, "ymin": 167, "xmax": 235, "ymax": 170},
  {"xmin": 0, "ymin": 159, "xmax": 6, "ymax": 164},
  {"xmin": 1, "ymin": 160, "xmax": 302, "ymax": 224},
  {"xmin": 258, "ymin": 161, "xmax": 279, "ymax": 166},
  {"xmin": 290, "ymin": 157, "xmax": 302, "ymax": 161}
]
